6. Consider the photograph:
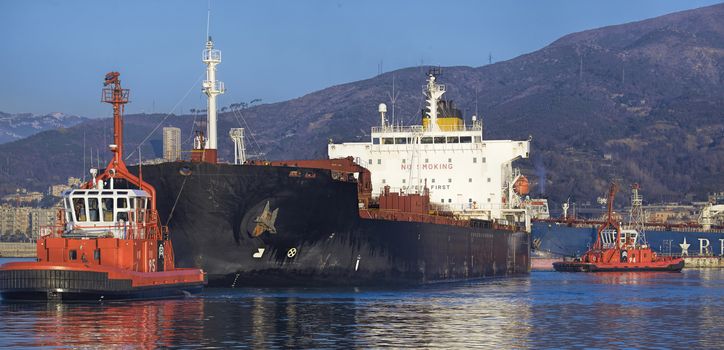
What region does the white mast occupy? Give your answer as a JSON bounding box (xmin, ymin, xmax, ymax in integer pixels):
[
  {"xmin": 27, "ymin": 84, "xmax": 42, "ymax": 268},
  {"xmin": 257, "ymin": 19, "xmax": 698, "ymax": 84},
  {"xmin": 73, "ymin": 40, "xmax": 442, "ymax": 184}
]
[
  {"xmin": 424, "ymin": 69, "xmax": 445, "ymax": 131},
  {"xmin": 202, "ymin": 36, "xmax": 224, "ymax": 152}
]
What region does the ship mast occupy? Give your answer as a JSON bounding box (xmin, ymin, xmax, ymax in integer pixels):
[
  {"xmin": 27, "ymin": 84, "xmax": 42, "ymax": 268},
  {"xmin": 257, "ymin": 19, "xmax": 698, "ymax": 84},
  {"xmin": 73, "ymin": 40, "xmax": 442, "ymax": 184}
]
[
  {"xmin": 96, "ymin": 72, "xmax": 157, "ymax": 212},
  {"xmin": 593, "ymin": 182, "xmax": 621, "ymax": 250},
  {"xmin": 102, "ymin": 72, "xmax": 129, "ymax": 167},
  {"xmin": 628, "ymin": 183, "xmax": 647, "ymax": 245},
  {"xmin": 193, "ymin": 33, "xmax": 225, "ymax": 163},
  {"xmin": 424, "ymin": 68, "xmax": 445, "ymax": 132}
]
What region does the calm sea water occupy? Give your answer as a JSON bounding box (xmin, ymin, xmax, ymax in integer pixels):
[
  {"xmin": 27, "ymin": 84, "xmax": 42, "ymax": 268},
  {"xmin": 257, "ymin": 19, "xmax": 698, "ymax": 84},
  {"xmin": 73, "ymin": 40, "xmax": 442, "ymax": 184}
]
[{"xmin": 1, "ymin": 258, "xmax": 723, "ymax": 349}]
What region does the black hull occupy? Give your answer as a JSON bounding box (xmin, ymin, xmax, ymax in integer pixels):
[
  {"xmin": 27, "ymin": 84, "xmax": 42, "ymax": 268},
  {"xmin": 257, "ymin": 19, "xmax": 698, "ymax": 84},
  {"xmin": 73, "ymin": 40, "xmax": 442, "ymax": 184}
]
[
  {"xmin": 552, "ymin": 261, "xmax": 685, "ymax": 272},
  {"xmin": 0, "ymin": 270, "xmax": 202, "ymax": 302},
  {"xmin": 138, "ymin": 162, "xmax": 530, "ymax": 287}
]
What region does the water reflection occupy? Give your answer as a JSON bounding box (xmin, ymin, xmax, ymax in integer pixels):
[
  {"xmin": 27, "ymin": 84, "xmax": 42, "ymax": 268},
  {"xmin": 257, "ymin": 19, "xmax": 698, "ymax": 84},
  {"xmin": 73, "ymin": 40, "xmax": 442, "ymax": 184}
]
[
  {"xmin": 0, "ymin": 298, "xmax": 204, "ymax": 348},
  {"xmin": 1, "ymin": 270, "xmax": 723, "ymax": 348}
]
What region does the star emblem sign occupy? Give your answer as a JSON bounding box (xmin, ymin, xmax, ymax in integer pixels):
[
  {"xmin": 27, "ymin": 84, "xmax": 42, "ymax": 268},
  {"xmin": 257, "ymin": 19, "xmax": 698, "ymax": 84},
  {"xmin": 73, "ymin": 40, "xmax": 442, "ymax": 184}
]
[{"xmin": 679, "ymin": 238, "xmax": 690, "ymax": 256}]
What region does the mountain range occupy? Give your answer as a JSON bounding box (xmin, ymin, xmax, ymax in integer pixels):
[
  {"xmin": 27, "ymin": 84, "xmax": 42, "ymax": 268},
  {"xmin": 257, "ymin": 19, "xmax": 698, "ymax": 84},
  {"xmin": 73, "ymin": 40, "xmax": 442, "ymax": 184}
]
[
  {"xmin": 0, "ymin": 112, "xmax": 86, "ymax": 144},
  {"xmin": 1, "ymin": 3, "xmax": 723, "ymax": 209}
]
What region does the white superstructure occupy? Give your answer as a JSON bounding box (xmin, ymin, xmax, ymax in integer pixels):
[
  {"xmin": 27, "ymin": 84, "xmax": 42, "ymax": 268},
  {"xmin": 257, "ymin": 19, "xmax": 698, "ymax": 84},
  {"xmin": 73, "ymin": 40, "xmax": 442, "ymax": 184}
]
[{"xmin": 328, "ymin": 70, "xmax": 531, "ymax": 227}]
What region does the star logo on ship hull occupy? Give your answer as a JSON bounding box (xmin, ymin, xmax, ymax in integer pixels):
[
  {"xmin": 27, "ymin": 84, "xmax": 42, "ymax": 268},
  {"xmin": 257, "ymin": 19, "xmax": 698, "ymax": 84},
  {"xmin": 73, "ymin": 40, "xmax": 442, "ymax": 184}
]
[
  {"xmin": 252, "ymin": 201, "xmax": 279, "ymax": 237},
  {"xmin": 679, "ymin": 238, "xmax": 690, "ymax": 256}
]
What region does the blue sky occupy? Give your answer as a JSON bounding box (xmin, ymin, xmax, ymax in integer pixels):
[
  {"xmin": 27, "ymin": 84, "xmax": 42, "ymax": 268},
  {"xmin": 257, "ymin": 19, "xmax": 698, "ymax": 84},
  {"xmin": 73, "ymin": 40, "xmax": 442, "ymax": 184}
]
[{"xmin": 0, "ymin": 0, "xmax": 721, "ymax": 118}]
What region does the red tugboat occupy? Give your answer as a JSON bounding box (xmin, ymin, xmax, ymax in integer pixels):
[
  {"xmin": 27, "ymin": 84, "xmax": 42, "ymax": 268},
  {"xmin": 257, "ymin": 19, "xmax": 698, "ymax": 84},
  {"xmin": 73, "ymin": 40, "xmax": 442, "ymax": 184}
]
[
  {"xmin": 0, "ymin": 72, "xmax": 205, "ymax": 301},
  {"xmin": 553, "ymin": 183, "xmax": 684, "ymax": 272}
]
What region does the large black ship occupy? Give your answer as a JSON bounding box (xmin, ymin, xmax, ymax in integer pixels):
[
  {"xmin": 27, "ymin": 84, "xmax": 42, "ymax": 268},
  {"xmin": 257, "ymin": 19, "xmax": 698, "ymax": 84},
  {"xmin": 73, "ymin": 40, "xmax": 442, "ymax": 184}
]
[
  {"xmin": 140, "ymin": 160, "xmax": 530, "ymax": 287},
  {"xmin": 135, "ymin": 38, "xmax": 532, "ymax": 287}
]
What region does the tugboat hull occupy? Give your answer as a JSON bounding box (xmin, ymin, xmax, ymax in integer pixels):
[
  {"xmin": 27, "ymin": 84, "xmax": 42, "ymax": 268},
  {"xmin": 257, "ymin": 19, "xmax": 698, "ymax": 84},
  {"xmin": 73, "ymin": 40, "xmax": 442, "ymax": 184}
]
[
  {"xmin": 0, "ymin": 264, "xmax": 204, "ymax": 302},
  {"xmin": 552, "ymin": 260, "xmax": 685, "ymax": 273}
]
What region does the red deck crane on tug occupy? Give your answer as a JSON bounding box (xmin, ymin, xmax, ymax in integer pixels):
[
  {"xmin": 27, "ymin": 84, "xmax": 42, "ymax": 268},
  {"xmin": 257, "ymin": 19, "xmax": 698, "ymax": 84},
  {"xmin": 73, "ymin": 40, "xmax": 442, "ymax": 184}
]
[
  {"xmin": 553, "ymin": 182, "xmax": 684, "ymax": 272},
  {"xmin": 0, "ymin": 72, "xmax": 206, "ymax": 301}
]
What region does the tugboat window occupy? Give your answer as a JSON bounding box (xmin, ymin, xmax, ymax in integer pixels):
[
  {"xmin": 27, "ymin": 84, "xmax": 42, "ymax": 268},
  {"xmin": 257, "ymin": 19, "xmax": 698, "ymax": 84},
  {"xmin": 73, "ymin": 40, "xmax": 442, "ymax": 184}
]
[
  {"xmin": 102, "ymin": 197, "xmax": 114, "ymax": 222},
  {"xmin": 117, "ymin": 197, "xmax": 127, "ymax": 209},
  {"xmin": 73, "ymin": 198, "xmax": 86, "ymax": 221},
  {"xmin": 88, "ymin": 198, "xmax": 100, "ymax": 222},
  {"xmin": 69, "ymin": 250, "xmax": 77, "ymax": 260}
]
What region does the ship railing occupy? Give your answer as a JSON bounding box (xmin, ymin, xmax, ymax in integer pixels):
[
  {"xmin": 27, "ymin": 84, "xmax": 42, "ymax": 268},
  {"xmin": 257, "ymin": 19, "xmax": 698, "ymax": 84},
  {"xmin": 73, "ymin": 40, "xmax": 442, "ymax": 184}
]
[
  {"xmin": 202, "ymin": 80, "xmax": 225, "ymax": 94},
  {"xmin": 39, "ymin": 222, "xmax": 151, "ymax": 240},
  {"xmin": 202, "ymin": 48, "xmax": 221, "ymax": 62},
  {"xmin": 371, "ymin": 124, "xmax": 482, "ymax": 134}
]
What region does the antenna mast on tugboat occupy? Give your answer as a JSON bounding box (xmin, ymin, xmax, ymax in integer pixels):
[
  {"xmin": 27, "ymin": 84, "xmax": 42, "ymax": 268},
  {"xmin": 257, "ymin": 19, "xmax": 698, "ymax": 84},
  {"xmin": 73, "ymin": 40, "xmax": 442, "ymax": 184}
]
[
  {"xmin": 192, "ymin": 1, "xmax": 225, "ymax": 163},
  {"xmin": 98, "ymin": 72, "xmax": 157, "ymax": 210},
  {"xmin": 629, "ymin": 183, "xmax": 647, "ymax": 245}
]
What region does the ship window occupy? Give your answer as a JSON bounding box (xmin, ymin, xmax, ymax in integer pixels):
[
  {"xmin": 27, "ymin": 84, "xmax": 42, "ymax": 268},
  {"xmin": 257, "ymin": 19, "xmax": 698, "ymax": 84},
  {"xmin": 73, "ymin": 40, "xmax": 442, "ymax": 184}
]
[
  {"xmin": 460, "ymin": 136, "xmax": 472, "ymax": 143},
  {"xmin": 474, "ymin": 136, "xmax": 482, "ymax": 143},
  {"xmin": 94, "ymin": 249, "xmax": 101, "ymax": 261},
  {"xmin": 431, "ymin": 179, "xmax": 436, "ymax": 183},
  {"xmin": 377, "ymin": 159, "xmax": 381, "ymax": 165},
  {"xmin": 402, "ymin": 179, "xmax": 406, "ymax": 183},
  {"xmin": 487, "ymin": 178, "xmax": 491, "ymax": 182},
  {"xmin": 136, "ymin": 198, "xmax": 146, "ymax": 223},
  {"xmin": 469, "ymin": 178, "xmax": 472, "ymax": 182},
  {"xmin": 383, "ymin": 138, "xmax": 394, "ymax": 145},
  {"xmin": 483, "ymin": 157, "xmax": 486, "ymax": 163},
  {"xmin": 446, "ymin": 137, "xmax": 459, "ymax": 143},
  {"xmin": 441, "ymin": 199, "xmax": 445, "ymax": 203},
  {"xmin": 395, "ymin": 137, "xmax": 407, "ymax": 144},
  {"xmin": 102, "ymin": 197, "xmax": 114, "ymax": 222},
  {"xmin": 129, "ymin": 198, "xmax": 135, "ymax": 209},
  {"xmin": 373, "ymin": 138, "xmax": 380, "ymax": 144},
  {"xmin": 448, "ymin": 178, "xmax": 452, "ymax": 183},
  {"xmin": 425, "ymin": 158, "xmax": 429, "ymax": 163},
  {"xmin": 421, "ymin": 137, "xmax": 433, "ymax": 144},
  {"xmin": 402, "ymin": 159, "xmax": 406, "ymax": 164},
  {"xmin": 473, "ymin": 157, "xmax": 477, "ymax": 163},
  {"xmin": 73, "ymin": 198, "xmax": 86, "ymax": 221},
  {"xmin": 88, "ymin": 198, "xmax": 100, "ymax": 222},
  {"xmin": 69, "ymin": 250, "xmax": 77, "ymax": 261},
  {"xmin": 434, "ymin": 136, "xmax": 445, "ymax": 144},
  {"xmin": 382, "ymin": 179, "xmax": 386, "ymax": 184},
  {"xmin": 469, "ymin": 198, "xmax": 472, "ymax": 202},
  {"xmin": 368, "ymin": 159, "xmax": 372, "ymax": 165},
  {"xmin": 117, "ymin": 198, "xmax": 127, "ymax": 209},
  {"xmin": 487, "ymin": 198, "xmax": 491, "ymax": 202},
  {"xmin": 117, "ymin": 212, "xmax": 128, "ymax": 222},
  {"xmin": 448, "ymin": 158, "xmax": 452, "ymax": 163},
  {"xmin": 448, "ymin": 199, "xmax": 452, "ymax": 203},
  {"xmin": 101, "ymin": 191, "xmax": 113, "ymax": 195}
]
